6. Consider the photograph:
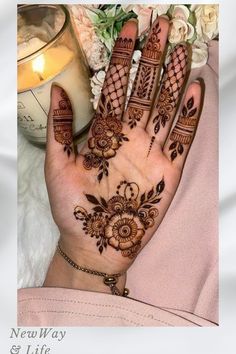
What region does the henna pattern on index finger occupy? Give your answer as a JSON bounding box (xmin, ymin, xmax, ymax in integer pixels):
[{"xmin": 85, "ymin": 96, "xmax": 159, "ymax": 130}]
[
  {"xmin": 127, "ymin": 20, "xmax": 162, "ymax": 129},
  {"xmin": 53, "ymin": 88, "xmax": 73, "ymax": 157},
  {"xmin": 83, "ymin": 36, "xmax": 134, "ymax": 182},
  {"xmin": 74, "ymin": 178, "xmax": 165, "ymax": 259}
]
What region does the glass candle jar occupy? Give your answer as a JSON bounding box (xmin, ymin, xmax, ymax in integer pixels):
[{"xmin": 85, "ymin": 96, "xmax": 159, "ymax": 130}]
[{"xmin": 17, "ymin": 4, "xmax": 94, "ymax": 145}]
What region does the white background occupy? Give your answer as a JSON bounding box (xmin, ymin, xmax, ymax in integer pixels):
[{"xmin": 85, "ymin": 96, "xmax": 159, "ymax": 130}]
[{"xmin": 1, "ymin": 1, "xmax": 236, "ymax": 353}]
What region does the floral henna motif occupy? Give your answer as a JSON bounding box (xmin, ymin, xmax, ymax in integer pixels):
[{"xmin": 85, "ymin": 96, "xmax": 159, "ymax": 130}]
[
  {"xmin": 169, "ymin": 96, "xmax": 198, "ymax": 161},
  {"xmin": 148, "ymin": 44, "xmax": 188, "ymax": 156},
  {"xmin": 74, "ymin": 179, "xmax": 165, "ymax": 259},
  {"xmin": 83, "ymin": 93, "xmax": 129, "ymax": 181},
  {"xmin": 53, "ymin": 88, "xmax": 73, "ymax": 157},
  {"xmin": 128, "ymin": 20, "xmax": 162, "ymax": 128},
  {"xmin": 127, "ymin": 107, "xmax": 144, "ymax": 129}
]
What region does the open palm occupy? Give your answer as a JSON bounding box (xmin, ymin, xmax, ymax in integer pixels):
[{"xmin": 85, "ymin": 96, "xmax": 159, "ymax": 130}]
[{"xmin": 45, "ymin": 17, "xmax": 203, "ymax": 281}]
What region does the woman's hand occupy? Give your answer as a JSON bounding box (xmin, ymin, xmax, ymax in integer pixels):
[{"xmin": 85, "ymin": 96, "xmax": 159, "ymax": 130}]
[{"xmin": 44, "ymin": 17, "xmax": 204, "ymax": 294}]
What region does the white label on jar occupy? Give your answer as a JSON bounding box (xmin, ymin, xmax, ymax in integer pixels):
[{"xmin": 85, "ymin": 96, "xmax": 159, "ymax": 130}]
[{"xmin": 18, "ymin": 59, "xmax": 93, "ymax": 144}]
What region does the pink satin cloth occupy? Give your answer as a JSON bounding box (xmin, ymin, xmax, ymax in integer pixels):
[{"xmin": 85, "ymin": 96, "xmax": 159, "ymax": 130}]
[{"xmin": 18, "ymin": 41, "xmax": 218, "ymax": 327}]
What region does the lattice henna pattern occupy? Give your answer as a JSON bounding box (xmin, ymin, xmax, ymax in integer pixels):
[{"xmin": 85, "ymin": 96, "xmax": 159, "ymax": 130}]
[
  {"xmin": 128, "ymin": 21, "xmax": 162, "ymax": 128},
  {"xmin": 101, "ymin": 37, "xmax": 134, "ymax": 119},
  {"xmin": 148, "ymin": 44, "xmax": 188, "ymax": 156},
  {"xmin": 169, "ymin": 96, "xmax": 198, "ymax": 161},
  {"xmin": 53, "ymin": 88, "xmax": 73, "ymax": 157},
  {"xmin": 74, "ymin": 178, "xmax": 165, "ymax": 259}
]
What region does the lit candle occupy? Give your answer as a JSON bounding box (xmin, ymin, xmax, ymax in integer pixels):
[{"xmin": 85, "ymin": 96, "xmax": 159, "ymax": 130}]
[{"xmin": 17, "ymin": 5, "xmax": 94, "ymax": 145}]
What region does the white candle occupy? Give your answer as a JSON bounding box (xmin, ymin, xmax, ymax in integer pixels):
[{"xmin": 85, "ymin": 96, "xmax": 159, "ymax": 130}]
[{"xmin": 18, "ymin": 40, "xmax": 94, "ymax": 144}]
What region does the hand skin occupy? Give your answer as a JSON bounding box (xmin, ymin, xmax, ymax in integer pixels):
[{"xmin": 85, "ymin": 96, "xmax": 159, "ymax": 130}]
[{"xmin": 44, "ymin": 17, "xmax": 204, "ymax": 295}]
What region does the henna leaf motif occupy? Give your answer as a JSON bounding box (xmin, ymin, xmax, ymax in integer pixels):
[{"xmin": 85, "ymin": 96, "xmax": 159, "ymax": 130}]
[
  {"xmin": 188, "ymin": 107, "xmax": 197, "ymax": 117},
  {"xmin": 100, "ymin": 197, "xmax": 108, "ymax": 208},
  {"xmin": 93, "ymin": 206, "xmax": 105, "ymax": 213},
  {"xmin": 147, "ymin": 188, "xmax": 154, "ymax": 199},
  {"xmin": 169, "ymin": 141, "xmax": 177, "ymax": 150},
  {"xmin": 187, "ymin": 96, "xmax": 194, "ymax": 109},
  {"xmin": 85, "ymin": 194, "xmax": 100, "ymax": 205},
  {"xmin": 182, "ymin": 105, "xmax": 187, "ymax": 116},
  {"xmin": 156, "ymin": 179, "xmax": 165, "ymax": 195},
  {"xmin": 151, "ymin": 198, "xmax": 161, "ymax": 204},
  {"xmin": 171, "ymin": 150, "xmax": 178, "ymax": 161},
  {"xmin": 140, "ymin": 193, "xmax": 146, "ymax": 204}
]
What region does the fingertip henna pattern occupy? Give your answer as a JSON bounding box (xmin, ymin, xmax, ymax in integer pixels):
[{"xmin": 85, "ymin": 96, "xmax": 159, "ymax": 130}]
[
  {"xmin": 128, "ymin": 20, "xmax": 162, "ymax": 128},
  {"xmin": 53, "ymin": 88, "xmax": 73, "ymax": 157},
  {"xmin": 169, "ymin": 96, "xmax": 198, "ymax": 161},
  {"xmin": 83, "ymin": 36, "xmax": 134, "ymax": 181},
  {"xmin": 74, "ymin": 179, "xmax": 165, "ymax": 259}
]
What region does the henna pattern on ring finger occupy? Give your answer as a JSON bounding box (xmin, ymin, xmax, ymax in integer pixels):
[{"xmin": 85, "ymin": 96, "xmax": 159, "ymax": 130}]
[{"xmin": 147, "ymin": 44, "xmax": 188, "ymax": 156}]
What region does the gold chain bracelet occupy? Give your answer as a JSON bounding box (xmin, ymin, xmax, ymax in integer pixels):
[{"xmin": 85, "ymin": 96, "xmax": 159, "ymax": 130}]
[{"xmin": 57, "ymin": 243, "xmax": 129, "ymax": 297}]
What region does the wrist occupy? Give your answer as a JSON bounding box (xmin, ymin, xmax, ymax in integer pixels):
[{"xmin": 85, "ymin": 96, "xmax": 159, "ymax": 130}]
[{"xmin": 43, "ymin": 239, "xmax": 127, "ymax": 295}]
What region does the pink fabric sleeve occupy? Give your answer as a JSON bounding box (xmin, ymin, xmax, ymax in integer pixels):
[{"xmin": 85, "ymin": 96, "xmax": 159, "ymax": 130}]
[{"xmin": 18, "ymin": 287, "xmax": 217, "ymax": 327}]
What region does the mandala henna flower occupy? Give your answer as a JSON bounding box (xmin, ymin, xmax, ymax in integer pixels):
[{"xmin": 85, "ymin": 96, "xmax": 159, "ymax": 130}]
[
  {"xmin": 104, "ymin": 213, "xmax": 145, "ymax": 252},
  {"xmin": 85, "ymin": 214, "xmax": 107, "ymax": 238}
]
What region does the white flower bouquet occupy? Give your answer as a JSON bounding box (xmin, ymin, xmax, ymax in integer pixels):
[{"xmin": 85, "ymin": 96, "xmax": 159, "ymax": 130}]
[{"xmin": 70, "ymin": 4, "xmax": 219, "ymax": 110}]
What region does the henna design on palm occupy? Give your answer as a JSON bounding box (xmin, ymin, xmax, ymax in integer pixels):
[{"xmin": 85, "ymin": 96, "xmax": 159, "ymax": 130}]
[
  {"xmin": 147, "ymin": 44, "xmax": 188, "ymax": 156},
  {"xmin": 53, "ymin": 88, "xmax": 73, "ymax": 157},
  {"xmin": 74, "ymin": 178, "xmax": 165, "ymax": 259},
  {"xmin": 128, "ymin": 20, "xmax": 162, "ymax": 128},
  {"xmin": 169, "ymin": 96, "xmax": 198, "ymax": 161}
]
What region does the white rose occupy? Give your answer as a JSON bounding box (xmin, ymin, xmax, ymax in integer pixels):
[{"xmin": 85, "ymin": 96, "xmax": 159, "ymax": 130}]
[
  {"xmin": 191, "ymin": 40, "xmax": 208, "ymax": 68},
  {"xmin": 194, "ymin": 5, "xmax": 219, "ymax": 42},
  {"xmin": 169, "ymin": 5, "xmax": 194, "ymax": 44}
]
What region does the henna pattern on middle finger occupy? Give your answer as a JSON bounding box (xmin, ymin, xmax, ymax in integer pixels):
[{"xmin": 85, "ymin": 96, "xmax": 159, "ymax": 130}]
[
  {"xmin": 147, "ymin": 44, "xmax": 188, "ymax": 156},
  {"xmin": 168, "ymin": 96, "xmax": 198, "ymax": 161},
  {"xmin": 74, "ymin": 178, "xmax": 165, "ymax": 259},
  {"xmin": 127, "ymin": 20, "xmax": 162, "ymax": 128}
]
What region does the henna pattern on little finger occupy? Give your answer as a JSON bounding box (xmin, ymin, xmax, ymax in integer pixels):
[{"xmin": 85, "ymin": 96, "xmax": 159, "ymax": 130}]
[
  {"xmin": 53, "ymin": 88, "xmax": 73, "ymax": 157},
  {"xmin": 148, "ymin": 44, "xmax": 188, "ymax": 155},
  {"xmin": 127, "ymin": 20, "xmax": 162, "ymax": 128},
  {"xmin": 169, "ymin": 96, "xmax": 198, "ymax": 161},
  {"xmin": 74, "ymin": 178, "xmax": 165, "ymax": 259}
]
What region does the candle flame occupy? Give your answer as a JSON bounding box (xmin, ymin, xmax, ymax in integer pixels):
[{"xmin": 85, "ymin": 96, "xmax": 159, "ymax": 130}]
[{"xmin": 32, "ymin": 54, "xmax": 45, "ymax": 74}]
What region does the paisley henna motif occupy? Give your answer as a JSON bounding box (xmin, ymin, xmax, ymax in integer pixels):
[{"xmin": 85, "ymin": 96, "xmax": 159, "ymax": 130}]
[
  {"xmin": 53, "ymin": 88, "xmax": 73, "ymax": 157},
  {"xmin": 74, "ymin": 179, "xmax": 165, "ymax": 259},
  {"xmin": 169, "ymin": 96, "xmax": 198, "ymax": 161}
]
